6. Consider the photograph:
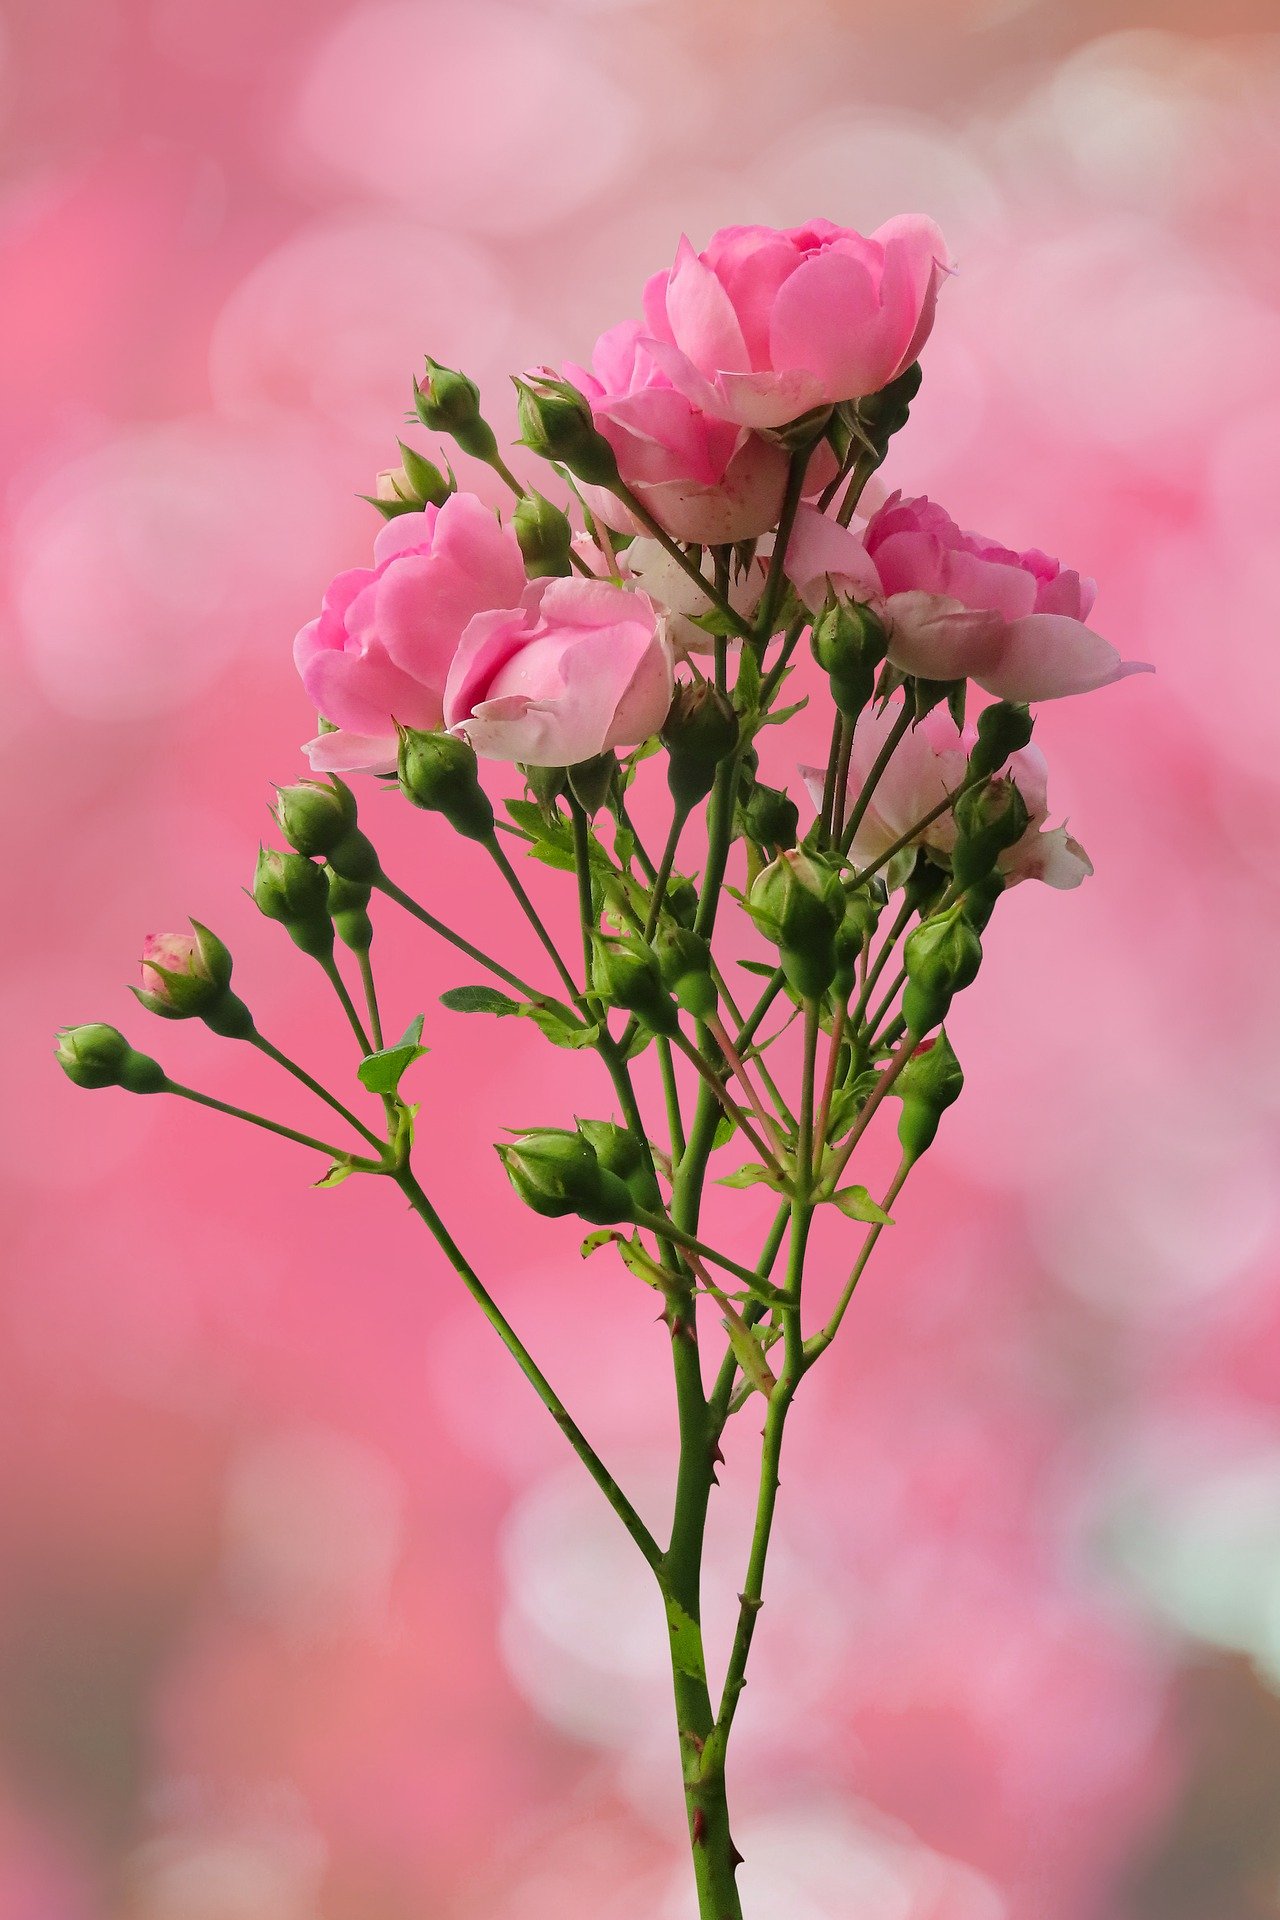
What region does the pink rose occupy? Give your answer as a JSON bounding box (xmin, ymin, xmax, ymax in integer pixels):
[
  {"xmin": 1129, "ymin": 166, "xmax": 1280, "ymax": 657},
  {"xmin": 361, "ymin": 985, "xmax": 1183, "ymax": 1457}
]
[
  {"xmin": 443, "ymin": 577, "xmax": 674, "ymax": 767},
  {"xmin": 294, "ymin": 493, "xmax": 527, "ymax": 775},
  {"xmin": 639, "ymin": 217, "xmax": 951, "ymax": 431},
  {"xmin": 564, "ymin": 322, "xmax": 797, "ymax": 544},
  {"xmin": 863, "ymin": 494, "xmax": 1152, "ymax": 701},
  {"xmin": 783, "ymin": 502, "xmax": 887, "ymax": 611},
  {"xmin": 801, "ymin": 694, "xmax": 1093, "ymax": 890}
]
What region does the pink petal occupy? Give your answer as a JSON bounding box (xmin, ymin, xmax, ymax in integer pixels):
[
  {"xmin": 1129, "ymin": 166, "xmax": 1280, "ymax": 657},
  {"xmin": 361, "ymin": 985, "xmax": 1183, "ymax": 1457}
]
[
  {"xmin": 885, "ymin": 591, "xmax": 1005, "ymax": 682},
  {"xmin": 784, "ymin": 504, "xmax": 884, "ymax": 611},
  {"xmin": 979, "ymin": 613, "xmax": 1154, "ymax": 702},
  {"xmin": 302, "ymin": 729, "xmax": 400, "ymax": 776},
  {"xmin": 709, "ymin": 366, "xmax": 828, "ymax": 429},
  {"xmin": 664, "ymin": 235, "xmax": 751, "ymax": 376},
  {"xmin": 768, "ymin": 248, "xmax": 900, "ymax": 402}
]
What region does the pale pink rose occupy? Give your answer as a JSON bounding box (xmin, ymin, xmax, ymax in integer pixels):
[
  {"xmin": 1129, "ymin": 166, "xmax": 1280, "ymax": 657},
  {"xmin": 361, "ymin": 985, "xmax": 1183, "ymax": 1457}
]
[
  {"xmin": 864, "ymin": 494, "xmax": 1152, "ymax": 701},
  {"xmin": 443, "ymin": 577, "xmax": 674, "ymax": 767},
  {"xmin": 783, "ymin": 502, "xmax": 886, "ymax": 611},
  {"xmin": 294, "ymin": 493, "xmax": 527, "ymax": 774},
  {"xmin": 564, "ymin": 321, "xmax": 796, "ymax": 544},
  {"xmin": 801, "ymin": 694, "xmax": 1092, "ymax": 889},
  {"xmin": 639, "ymin": 217, "xmax": 951, "ymax": 431}
]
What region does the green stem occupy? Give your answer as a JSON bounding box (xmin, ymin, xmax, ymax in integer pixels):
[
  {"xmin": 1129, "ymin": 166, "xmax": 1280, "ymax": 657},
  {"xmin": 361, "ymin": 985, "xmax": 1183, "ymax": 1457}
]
[
  {"xmin": 609, "ymin": 483, "xmax": 753, "ymax": 639},
  {"xmin": 567, "ymin": 797, "xmax": 599, "ymax": 992},
  {"xmin": 644, "ymin": 802, "xmax": 692, "ymax": 941},
  {"xmin": 669, "ymin": 1030, "xmax": 788, "ymax": 1184},
  {"xmin": 842, "ymin": 769, "xmax": 990, "ymax": 889},
  {"xmin": 398, "ymin": 1168, "xmax": 662, "ymax": 1571},
  {"xmin": 658, "ymin": 1037, "xmax": 687, "ymax": 1165},
  {"xmin": 317, "ymin": 953, "xmax": 373, "ymax": 1054},
  {"xmin": 630, "ymin": 1210, "xmax": 785, "ymax": 1304},
  {"xmin": 754, "ymin": 444, "xmax": 814, "ymax": 643},
  {"xmin": 840, "ymin": 700, "xmax": 913, "ymax": 855},
  {"xmin": 164, "ymin": 1081, "xmax": 374, "ymax": 1162},
  {"xmin": 487, "ymin": 835, "xmax": 585, "ymax": 1005},
  {"xmin": 248, "ymin": 1032, "xmax": 384, "ymax": 1151},
  {"xmin": 357, "ymin": 949, "xmax": 384, "ymax": 1051},
  {"xmin": 821, "ymin": 1028, "xmax": 918, "ymax": 1192},
  {"xmin": 375, "ymin": 874, "xmax": 552, "ymax": 1004}
]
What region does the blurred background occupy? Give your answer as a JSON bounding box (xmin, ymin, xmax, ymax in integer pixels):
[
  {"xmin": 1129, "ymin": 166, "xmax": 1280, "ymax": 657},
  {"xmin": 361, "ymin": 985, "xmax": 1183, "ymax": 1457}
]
[{"xmin": 6, "ymin": 0, "xmax": 1280, "ymax": 1915}]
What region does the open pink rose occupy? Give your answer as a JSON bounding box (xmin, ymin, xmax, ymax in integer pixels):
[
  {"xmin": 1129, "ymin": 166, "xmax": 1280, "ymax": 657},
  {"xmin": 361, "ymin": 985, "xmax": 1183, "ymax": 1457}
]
[
  {"xmin": 564, "ymin": 322, "xmax": 796, "ymax": 544},
  {"xmin": 801, "ymin": 694, "xmax": 1092, "ymax": 889},
  {"xmin": 864, "ymin": 494, "xmax": 1152, "ymax": 700},
  {"xmin": 444, "ymin": 577, "xmax": 674, "ymax": 767},
  {"xmin": 294, "ymin": 493, "xmax": 527, "ymax": 774},
  {"xmin": 639, "ymin": 217, "xmax": 951, "ymax": 431}
]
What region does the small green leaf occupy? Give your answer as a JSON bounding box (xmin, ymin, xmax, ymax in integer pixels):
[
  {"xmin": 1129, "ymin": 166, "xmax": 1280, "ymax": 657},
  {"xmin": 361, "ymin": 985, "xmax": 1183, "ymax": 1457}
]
[
  {"xmin": 580, "ymin": 1227, "xmax": 669, "ymax": 1289},
  {"xmin": 713, "ymin": 1112, "xmax": 736, "ymax": 1150},
  {"xmin": 440, "ymin": 984, "xmax": 523, "ymax": 1016},
  {"xmin": 736, "ymin": 958, "xmax": 779, "ymax": 978},
  {"xmin": 580, "ymin": 1229, "xmax": 615, "ymax": 1258},
  {"xmin": 718, "ymin": 1163, "xmax": 784, "ymax": 1191},
  {"xmin": 831, "ymin": 1184, "xmax": 894, "ymax": 1225},
  {"xmin": 523, "ymin": 1002, "xmax": 597, "ymax": 1049},
  {"xmin": 735, "ymin": 643, "xmax": 762, "ymax": 711},
  {"xmin": 357, "ymin": 1015, "xmax": 429, "ymax": 1094},
  {"xmin": 315, "ymin": 1159, "xmax": 356, "ymax": 1188},
  {"xmin": 759, "ymin": 695, "xmax": 809, "ymax": 728},
  {"xmin": 722, "ymin": 1315, "xmax": 777, "ymax": 1400}
]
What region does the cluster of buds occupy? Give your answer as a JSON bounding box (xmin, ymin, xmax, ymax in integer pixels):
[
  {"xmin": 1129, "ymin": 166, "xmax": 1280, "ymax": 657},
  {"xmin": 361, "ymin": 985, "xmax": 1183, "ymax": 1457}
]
[{"xmin": 497, "ymin": 1121, "xmax": 655, "ymax": 1226}]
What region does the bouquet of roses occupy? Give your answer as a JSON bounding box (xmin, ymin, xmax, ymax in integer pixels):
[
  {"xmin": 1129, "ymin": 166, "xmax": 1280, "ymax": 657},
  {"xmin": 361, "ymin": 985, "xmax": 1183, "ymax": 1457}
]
[{"xmin": 58, "ymin": 215, "xmax": 1147, "ymax": 1918}]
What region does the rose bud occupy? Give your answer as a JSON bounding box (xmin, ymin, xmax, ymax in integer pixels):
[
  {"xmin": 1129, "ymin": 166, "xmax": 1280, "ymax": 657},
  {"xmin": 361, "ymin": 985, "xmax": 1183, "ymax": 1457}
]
[
  {"xmin": 414, "ymin": 358, "xmax": 500, "ymax": 465},
  {"xmin": 832, "ymin": 890, "xmax": 880, "ymax": 999},
  {"xmin": 513, "ymin": 490, "xmax": 574, "ymax": 579},
  {"xmin": 895, "ymin": 1029, "xmax": 964, "ymax": 1163},
  {"xmin": 967, "ymin": 701, "xmax": 1034, "ymax": 781},
  {"xmin": 513, "ymin": 373, "xmax": 621, "ymax": 489},
  {"xmin": 951, "ymin": 776, "xmax": 1031, "ymax": 888},
  {"xmin": 740, "ymin": 781, "xmax": 799, "ymax": 853},
  {"xmin": 902, "ymin": 907, "xmax": 983, "ymax": 1035},
  {"xmin": 661, "ymin": 680, "xmax": 739, "ymax": 810},
  {"xmin": 253, "ymin": 847, "xmax": 335, "ymax": 960},
  {"xmin": 575, "ymin": 1118, "xmax": 662, "ymax": 1214},
  {"xmin": 496, "ymin": 1129, "xmax": 633, "ymax": 1225},
  {"xmin": 55, "ymin": 1023, "xmax": 166, "ymax": 1094},
  {"xmin": 591, "ymin": 933, "xmax": 679, "ymax": 1036},
  {"xmin": 811, "ymin": 596, "xmax": 889, "ymax": 722},
  {"xmin": 958, "ymin": 868, "xmax": 1005, "ymax": 934},
  {"xmin": 663, "ymin": 873, "xmax": 699, "ymax": 929},
  {"xmin": 397, "ymin": 729, "xmax": 495, "ymax": 843},
  {"xmin": 746, "ymin": 849, "xmax": 846, "ymax": 1000},
  {"xmin": 654, "ymin": 924, "xmax": 718, "ymax": 1020},
  {"xmin": 325, "ymin": 869, "xmax": 373, "ymax": 954},
  {"xmin": 274, "ymin": 777, "xmax": 357, "ymax": 858},
  {"xmin": 135, "ymin": 923, "xmax": 232, "ymax": 1018}
]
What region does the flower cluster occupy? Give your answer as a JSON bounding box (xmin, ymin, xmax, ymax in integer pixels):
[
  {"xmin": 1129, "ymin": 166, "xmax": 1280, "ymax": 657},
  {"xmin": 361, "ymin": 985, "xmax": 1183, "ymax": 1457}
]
[{"xmin": 59, "ymin": 211, "xmax": 1150, "ymax": 1920}]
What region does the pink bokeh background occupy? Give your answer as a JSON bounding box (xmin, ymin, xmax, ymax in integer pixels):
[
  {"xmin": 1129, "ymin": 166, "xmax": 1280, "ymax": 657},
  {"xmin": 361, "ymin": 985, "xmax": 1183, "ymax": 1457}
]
[{"xmin": 7, "ymin": 2, "xmax": 1280, "ymax": 1915}]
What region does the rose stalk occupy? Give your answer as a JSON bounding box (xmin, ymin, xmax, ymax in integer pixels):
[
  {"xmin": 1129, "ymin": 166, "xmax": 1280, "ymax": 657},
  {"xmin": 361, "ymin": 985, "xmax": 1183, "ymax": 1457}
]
[{"xmin": 57, "ymin": 215, "xmax": 1148, "ymax": 1919}]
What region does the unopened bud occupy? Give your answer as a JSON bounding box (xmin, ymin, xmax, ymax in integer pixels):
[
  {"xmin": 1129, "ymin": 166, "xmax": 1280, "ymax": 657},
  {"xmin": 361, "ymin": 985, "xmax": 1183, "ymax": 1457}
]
[
  {"xmin": 967, "ymin": 701, "xmax": 1034, "ymax": 781},
  {"xmin": 664, "ymin": 874, "xmax": 698, "ymax": 929},
  {"xmin": 951, "ymin": 776, "xmax": 1030, "ymax": 887},
  {"xmin": 513, "ymin": 375, "xmax": 620, "ymax": 489},
  {"xmin": 513, "ymin": 490, "xmax": 574, "ymax": 578},
  {"xmin": 661, "ymin": 681, "xmax": 737, "ymax": 810},
  {"xmin": 811, "ymin": 598, "xmax": 889, "ymax": 721},
  {"xmin": 414, "ymin": 358, "xmax": 499, "ymax": 465},
  {"xmin": 832, "ymin": 890, "xmax": 879, "ymax": 998},
  {"xmin": 136, "ymin": 923, "xmax": 231, "ymax": 1019},
  {"xmin": 396, "ymin": 442, "xmax": 454, "ymax": 508},
  {"xmin": 397, "ymin": 729, "xmax": 495, "ymax": 842},
  {"xmin": 747, "ymin": 849, "xmax": 846, "ymax": 999},
  {"xmin": 274, "ymin": 778, "xmax": 357, "ymax": 858},
  {"xmin": 326, "ymin": 869, "xmax": 373, "ymax": 953},
  {"xmin": 896, "ymin": 1029, "xmax": 964, "ymax": 1162},
  {"xmin": 253, "ymin": 847, "xmax": 334, "ymax": 960},
  {"xmin": 902, "ymin": 908, "xmax": 982, "ymax": 1034},
  {"xmin": 654, "ymin": 925, "xmax": 717, "ymax": 1020},
  {"xmin": 591, "ymin": 933, "xmax": 679, "ymax": 1035},
  {"xmin": 567, "ymin": 752, "xmax": 617, "ymax": 817},
  {"xmin": 497, "ymin": 1128, "xmax": 632, "ymax": 1225},
  {"xmin": 56, "ymin": 1023, "xmax": 166, "ymax": 1094},
  {"xmin": 740, "ymin": 781, "xmax": 799, "ymax": 853}
]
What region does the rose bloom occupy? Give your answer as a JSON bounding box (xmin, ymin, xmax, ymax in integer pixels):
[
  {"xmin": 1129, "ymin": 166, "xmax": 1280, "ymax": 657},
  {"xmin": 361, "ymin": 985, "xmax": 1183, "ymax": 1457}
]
[
  {"xmin": 639, "ymin": 217, "xmax": 951, "ymax": 430},
  {"xmin": 444, "ymin": 577, "xmax": 674, "ymax": 767},
  {"xmin": 801, "ymin": 694, "xmax": 1093, "ymax": 889},
  {"xmin": 785, "ymin": 497, "xmax": 1150, "ymax": 702},
  {"xmin": 294, "ymin": 493, "xmax": 526, "ymax": 774},
  {"xmin": 564, "ymin": 322, "xmax": 804, "ymax": 544}
]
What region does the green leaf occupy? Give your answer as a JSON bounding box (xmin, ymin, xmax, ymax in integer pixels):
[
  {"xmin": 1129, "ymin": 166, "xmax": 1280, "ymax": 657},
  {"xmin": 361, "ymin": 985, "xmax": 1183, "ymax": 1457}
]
[
  {"xmin": 722, "ymin": 1315, "xmax": 777, "ymax": 1400},
  {"xmin": 580, "ymin": 1227, "xmax": 669, "ymax": 1289},
  {"xmin": 688, "ymin": 603, "xmax": 746, "ymax": 639},
  {"xmin": 718, "ymin": 1162, "xmax": 784, "ymax": 1191},
  {"xmin": 735, "ymin": 643, "xmax": 762, "ymax": 711},
  {"xmin": 523, "ymin": 1002, "xmax": 597, "ymax": 1049},
  {"xmin": 357, "ymin": 1014, "xmax": 429, "ymax": 1094},
  {"xmin": 440, "ymin": 984, "xmax": 523, "ymax": 1016},
  {"xmin": 315, "ymin": 1158, "xmax": 357, "ymax": 1188},
  {"xmin": 831, "ymin": 1184, "xmax": 894, "ymax": 1225},
  {"xmin": 713, "ymin": 1112, "xmax": 736, "ymax": 1150},
  {"xmin": 759, "ymin": 695, "xmax": 808, "ymax": 728},
  {"xmin": 736, "ymin": 958, "xmax": 780, "ymax": 978}
]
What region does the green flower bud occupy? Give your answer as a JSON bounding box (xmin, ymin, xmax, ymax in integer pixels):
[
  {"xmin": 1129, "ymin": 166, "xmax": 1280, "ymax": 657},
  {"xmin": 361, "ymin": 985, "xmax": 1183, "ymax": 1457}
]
[
  {"xmin": 746, "ymin": 849, "xmax": 846, "ymax": 1000},
  {"xmin": 326, "ymin": 868, "xmax": 373, "ymax": 953},
  {"xmin": 902, "ymin": 908, "xmax": 983, "ymax": 1034},
  {"xmin": 135, "ymin": 922, "xmax": 233, "ymax": 1019},
  {"xmin": 395, "ymin": 442, "xmax": 454, "ymax": 508},
  {"xmin": 513, "ymin": 375, "xmax": 620, "ymax": 489},
  {"xmin": 663, "ymin": 873, "xmax": 698, "ymax": 929},
  {"xmin": 513, "ymin": 490, "xmax": 574, "ymax": 578},
  {"xmin": 896, "ymin": 1030, "xmax": 964, "ymax": 1162},
  {"xmin": 413, "ymin": 358, "xmax": 499, "ymax": 464},
  {"xmin": 497, "ymin": 1128, "xmax": 632, "ymax": 1224},
  {"xmin": 967, "ymin": 701, "xmax": 1034, "ymax": 782},
  {"xmin": 567, "ymin": 752, "xmax": 617, "ymax": 817},
  {"xmin": 811, "ymin": 598, "xmax": 889, "ymax": 721},
  {"xmin": 661, "ymin": 681, "xmax": 738, "ymax": 810},
  {"xmin": 740, "ymin": 781, "xmax": 799, "ymax": 853},
  {"xmin": 274, "ymin": 778, "xmax": 357, "ymax": 859},
  {"xmin": 951, "ymin": 776, "xmax": 1030, "ymax": 888},
  {"xmin": 654, "ymin": 924, "xmax": 717, "ymax": 1020},
  {"xmin": 253, "ymin": 847, "xmax": 334, "ymax": 960},
  {"xmin": 591, "ymin": 933, "xmax": 679, "ymax": 1035},
  {"xmin": 575, "ymin": 1117, "xmax": 661, "ymax": 1214},
  {"xmin": 56, "ymin": 1023, "xmax": 166, "ymax": 1094},
  {"xmin": 397, "ymin": 728, "xmax": 495, "ymax": 842},
  {"xmin": 832, "ymin": 889, "xmax": 880, "ymax": 998}
]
